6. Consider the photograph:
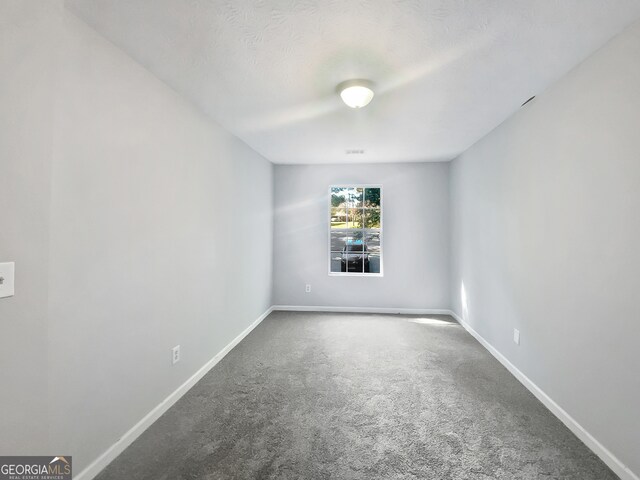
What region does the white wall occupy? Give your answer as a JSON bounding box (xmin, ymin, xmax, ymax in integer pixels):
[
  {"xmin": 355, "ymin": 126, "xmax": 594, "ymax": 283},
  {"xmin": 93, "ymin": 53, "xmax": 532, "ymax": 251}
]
[
  {"xmin": 273, "ymin": 163, "xmax": 450, "ymax": 310},
  {"xmin": 1, "ymin": 3, "xmax": 273, "ymax": 473},
  {"xmin": 0, "ymin": 0, "xmax": 58, "ymax": 454},
  {"xmin": 450, "ymin": 19, "xmax": 640, "ymax": 478}
]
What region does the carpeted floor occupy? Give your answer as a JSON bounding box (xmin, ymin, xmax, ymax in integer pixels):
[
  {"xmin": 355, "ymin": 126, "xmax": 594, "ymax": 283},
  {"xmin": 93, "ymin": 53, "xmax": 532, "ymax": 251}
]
[{"xmin": 95, "ymin": 311, "xmax": 618, "ymax": 479}]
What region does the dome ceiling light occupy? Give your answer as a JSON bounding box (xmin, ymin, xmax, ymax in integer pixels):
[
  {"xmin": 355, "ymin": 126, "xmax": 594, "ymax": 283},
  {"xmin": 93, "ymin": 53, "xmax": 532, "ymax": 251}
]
[{"xmin": 337, "ymin": 79, "xmax": 375, "ymax": 108}]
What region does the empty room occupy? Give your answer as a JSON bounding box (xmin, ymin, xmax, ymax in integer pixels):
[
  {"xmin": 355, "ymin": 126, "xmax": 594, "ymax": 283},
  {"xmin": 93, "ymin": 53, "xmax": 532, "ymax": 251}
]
[{"xmin": 2, "ymin": 1, "xmax": 640, "ymax": 479}]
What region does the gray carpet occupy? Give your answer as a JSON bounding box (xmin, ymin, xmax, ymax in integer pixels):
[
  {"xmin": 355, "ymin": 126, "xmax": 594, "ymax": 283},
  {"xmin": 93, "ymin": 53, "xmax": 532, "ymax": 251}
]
[{"xmin": 96, "ymin": 312, "xmax": 617, "ymax": 479}]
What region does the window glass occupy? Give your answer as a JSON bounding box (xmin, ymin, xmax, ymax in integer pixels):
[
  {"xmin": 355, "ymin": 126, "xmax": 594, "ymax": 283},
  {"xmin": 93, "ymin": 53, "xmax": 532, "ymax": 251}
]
[{"xmin": 329, "ymin": 186, "xmax": 382, "ymax": 275}]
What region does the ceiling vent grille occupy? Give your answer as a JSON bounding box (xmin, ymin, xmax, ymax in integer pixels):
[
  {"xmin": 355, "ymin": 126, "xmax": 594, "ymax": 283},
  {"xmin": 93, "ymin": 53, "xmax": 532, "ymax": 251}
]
[{"xmin": 521, "ymin": 96, "xmax": 536, "ymax": 107}]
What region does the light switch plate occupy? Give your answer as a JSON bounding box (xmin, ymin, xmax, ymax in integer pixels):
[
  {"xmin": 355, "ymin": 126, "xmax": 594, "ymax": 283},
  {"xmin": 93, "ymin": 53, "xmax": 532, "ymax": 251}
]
[
  {"xmin": 0, "ymin": 262, "xmax": 15, "ymax": 299},
  {"xmin": 513, "ymin": 328, "xmax": 520, "ymax": 345}
]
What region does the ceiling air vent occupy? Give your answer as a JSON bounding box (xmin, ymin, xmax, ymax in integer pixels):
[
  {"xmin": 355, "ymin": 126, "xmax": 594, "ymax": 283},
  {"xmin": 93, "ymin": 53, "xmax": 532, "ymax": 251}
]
[
  {"xmin": 521, "ymin": 96, "xmax": 536, "ymax": 107},
  {"xmin": 346, "ymin": 149, "xmax": 365, "ymax": 155}
]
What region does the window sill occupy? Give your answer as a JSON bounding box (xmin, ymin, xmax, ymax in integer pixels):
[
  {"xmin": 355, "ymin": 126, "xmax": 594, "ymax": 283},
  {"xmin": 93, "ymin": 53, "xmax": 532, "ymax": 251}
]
[{"xmin": 328, "ymin": 272, "xmax": 384, "ymax": 277}]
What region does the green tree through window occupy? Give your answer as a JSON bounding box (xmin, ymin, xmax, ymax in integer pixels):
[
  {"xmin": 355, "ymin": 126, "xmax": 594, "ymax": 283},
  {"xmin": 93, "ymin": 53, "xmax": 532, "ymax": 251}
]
[{"xmin": 330, "ymin": 186, "xmax": 382, "ymax": 274}]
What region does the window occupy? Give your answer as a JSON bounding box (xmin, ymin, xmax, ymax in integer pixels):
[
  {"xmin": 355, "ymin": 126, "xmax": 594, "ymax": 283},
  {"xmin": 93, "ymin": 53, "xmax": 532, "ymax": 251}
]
[{"xmin": 329, "ymin": 186, "xmax": 382, "ymax": 275}]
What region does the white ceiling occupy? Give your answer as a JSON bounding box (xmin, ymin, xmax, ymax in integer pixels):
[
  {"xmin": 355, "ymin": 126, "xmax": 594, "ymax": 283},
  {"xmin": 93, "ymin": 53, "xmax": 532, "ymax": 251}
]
[{"xmin": 66, "ymin": 0, "xmax": 640, "ymax": 164}]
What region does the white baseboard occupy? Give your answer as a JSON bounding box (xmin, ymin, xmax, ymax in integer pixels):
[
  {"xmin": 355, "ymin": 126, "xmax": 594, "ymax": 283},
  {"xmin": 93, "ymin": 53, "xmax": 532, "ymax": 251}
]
[
  {"xmin": 272, "ymin": 305, "xmax": 451, "ymax": 315},
  {"xmin": 447, "ymin": 309, "xmax": 638, "ymax": 480},
  {"xmin": 74, "ymin": 306, "xmax": 274, "ymax": 480}
]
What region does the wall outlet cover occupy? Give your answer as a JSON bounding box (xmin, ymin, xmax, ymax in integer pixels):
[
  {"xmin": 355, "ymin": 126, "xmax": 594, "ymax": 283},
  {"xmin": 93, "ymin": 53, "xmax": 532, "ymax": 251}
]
[
  {"xmin": 305, "ymin": 284, "xmax": 311, "ymax": 293},
  {"xmin": 172, "ymin": 345, "xmax": 181, "ymax": 365}
]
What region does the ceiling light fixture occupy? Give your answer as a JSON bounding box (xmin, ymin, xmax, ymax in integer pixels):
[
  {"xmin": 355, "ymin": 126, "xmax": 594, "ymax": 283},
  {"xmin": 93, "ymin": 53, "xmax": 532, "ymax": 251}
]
[{"xmin": 337, "ymin": 79, "xmax": 375, "ymax": 108}]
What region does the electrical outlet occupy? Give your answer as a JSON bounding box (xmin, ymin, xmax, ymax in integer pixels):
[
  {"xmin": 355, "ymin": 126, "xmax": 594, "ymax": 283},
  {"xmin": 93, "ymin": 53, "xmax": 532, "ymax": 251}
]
[
  {"xmin": 172, "ymin": 345, "xmax": 180, "ymax": 365},
  {"xmin": 513, "ymin": 329, "xmax": 520, "ymax": 345},
  {"xmin": 305, "ymin": 284, "xmax": 311, "ymax": 293}
]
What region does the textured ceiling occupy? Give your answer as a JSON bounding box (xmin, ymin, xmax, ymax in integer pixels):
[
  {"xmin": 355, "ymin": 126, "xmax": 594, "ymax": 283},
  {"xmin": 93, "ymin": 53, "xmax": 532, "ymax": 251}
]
[{"xmin": 66, "ymin": 0, "xmax": 640, "ymax": 164}]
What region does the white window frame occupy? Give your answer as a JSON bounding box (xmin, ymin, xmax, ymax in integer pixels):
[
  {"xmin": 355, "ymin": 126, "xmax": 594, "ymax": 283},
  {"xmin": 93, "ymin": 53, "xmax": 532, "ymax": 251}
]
[{"xmin": 328, "ymin": 184, "xmax": 383, "ymax": 277}]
